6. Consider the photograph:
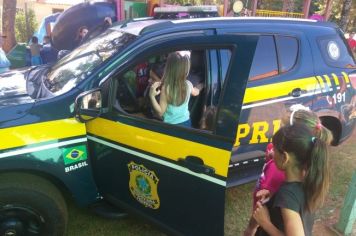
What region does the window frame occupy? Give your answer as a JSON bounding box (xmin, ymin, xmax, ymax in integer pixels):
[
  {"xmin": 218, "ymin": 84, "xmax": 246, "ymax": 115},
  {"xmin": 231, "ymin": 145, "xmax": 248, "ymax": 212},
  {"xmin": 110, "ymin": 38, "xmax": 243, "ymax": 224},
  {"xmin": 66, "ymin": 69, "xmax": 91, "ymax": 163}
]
[
  {"xmin": 275, "ymin": 35, "xmax": 299, "ymax": 75},
  {"xmin": 106, "ymin": 44, "xmax": 235, "ymax": 134},
  {"xmin": 248, "ymin": 35, "xmax": 279, "ymax": 82},
  {"xmin": 109, "ymin": 45, "xmax": 231, "ymax": 134}
]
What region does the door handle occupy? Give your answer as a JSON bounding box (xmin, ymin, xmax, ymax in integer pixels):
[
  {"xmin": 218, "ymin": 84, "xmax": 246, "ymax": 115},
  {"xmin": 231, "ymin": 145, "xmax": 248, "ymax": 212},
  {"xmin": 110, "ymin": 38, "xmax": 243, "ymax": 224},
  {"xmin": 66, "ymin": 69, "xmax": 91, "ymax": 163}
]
[
  {"xmin": 178, "ymin": 156, "xmax": 215, "ymax": 175},
  {"xmin": 289, "ymin": 88, "xmax": 307, "ymax": 97}
]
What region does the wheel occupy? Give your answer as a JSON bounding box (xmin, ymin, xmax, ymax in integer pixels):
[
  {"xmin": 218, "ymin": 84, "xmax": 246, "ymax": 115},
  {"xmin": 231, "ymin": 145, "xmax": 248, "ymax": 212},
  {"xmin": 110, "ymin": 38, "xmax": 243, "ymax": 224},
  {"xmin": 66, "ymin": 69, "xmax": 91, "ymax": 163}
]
[{"xmin": 0, "ymin": 173, "xmax": 68, "ymax": 236}]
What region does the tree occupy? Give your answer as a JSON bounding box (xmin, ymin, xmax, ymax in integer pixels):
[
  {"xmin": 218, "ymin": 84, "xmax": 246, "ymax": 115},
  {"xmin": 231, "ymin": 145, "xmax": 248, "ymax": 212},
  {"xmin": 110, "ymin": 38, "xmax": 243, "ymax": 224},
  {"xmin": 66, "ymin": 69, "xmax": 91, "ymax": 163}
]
[
  {"xmin": 339, "ymin": 0, "xmax": 353, "ymax": 31},
  {"xmin": 15, "ymin": 9, "xmax": 38, "ymax": 43},
  {"xmin": 328, "ymin": 0, "xmax": 355, "ymax": 32},
  {"xmin": 2, "ymin": 0, "xmax": 17, "ymax": 52}
]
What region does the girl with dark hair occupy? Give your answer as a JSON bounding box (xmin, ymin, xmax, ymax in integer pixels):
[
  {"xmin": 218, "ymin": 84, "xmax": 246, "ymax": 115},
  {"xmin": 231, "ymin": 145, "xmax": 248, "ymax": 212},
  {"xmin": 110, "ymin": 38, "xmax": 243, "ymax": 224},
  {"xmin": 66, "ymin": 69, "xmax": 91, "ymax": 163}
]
[
  {"xmin": 244, "ymin": 105, "xmax": 333, "ymax": 236},
  {"xmin": 253, "ymin": 124, "xmax": 330, "ymax": 236}
]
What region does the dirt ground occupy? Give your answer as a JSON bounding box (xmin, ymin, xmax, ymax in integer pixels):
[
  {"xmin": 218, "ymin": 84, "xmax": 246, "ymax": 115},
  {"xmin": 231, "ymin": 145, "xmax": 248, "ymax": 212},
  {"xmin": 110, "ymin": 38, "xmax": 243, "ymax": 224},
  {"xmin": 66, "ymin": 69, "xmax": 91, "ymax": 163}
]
[
  {"xmin": 313, "ymin": 205, "xmax": 356, "ymax": 236},
  {"xmin": 312, "ymin": 128, "xmax": 356, "ymax": 236}
]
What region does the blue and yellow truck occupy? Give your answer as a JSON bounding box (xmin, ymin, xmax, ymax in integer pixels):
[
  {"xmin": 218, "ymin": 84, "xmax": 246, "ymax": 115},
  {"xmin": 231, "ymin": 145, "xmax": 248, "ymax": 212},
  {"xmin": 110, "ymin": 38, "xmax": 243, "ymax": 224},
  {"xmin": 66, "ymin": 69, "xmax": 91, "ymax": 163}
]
[{"xmin": 0, "ymin": 17, "xmax": 355, "ymax": 235}]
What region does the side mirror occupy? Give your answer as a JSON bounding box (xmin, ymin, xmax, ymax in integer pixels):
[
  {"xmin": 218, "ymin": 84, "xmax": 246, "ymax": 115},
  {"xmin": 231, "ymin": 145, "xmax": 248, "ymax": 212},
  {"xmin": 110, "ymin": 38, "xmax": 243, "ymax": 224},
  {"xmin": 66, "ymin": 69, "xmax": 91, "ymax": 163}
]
[{"xmin": 75, "ymin": 89, "xmax": 102, "ymax": 122}]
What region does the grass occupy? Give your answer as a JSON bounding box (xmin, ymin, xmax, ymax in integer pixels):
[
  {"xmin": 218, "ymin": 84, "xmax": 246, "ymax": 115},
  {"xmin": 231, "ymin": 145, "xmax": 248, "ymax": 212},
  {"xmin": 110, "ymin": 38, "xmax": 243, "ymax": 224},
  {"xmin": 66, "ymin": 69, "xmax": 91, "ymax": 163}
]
[{"xmin": 67, "ymin": 130, "xmax": 356, "ymax": 235}]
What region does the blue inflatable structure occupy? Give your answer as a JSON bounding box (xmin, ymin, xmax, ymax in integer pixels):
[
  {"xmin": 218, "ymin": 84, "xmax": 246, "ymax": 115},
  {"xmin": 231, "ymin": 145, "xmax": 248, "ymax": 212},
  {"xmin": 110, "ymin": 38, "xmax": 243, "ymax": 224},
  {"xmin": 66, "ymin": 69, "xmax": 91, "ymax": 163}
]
[
  {"xmin": 51, "ymin": 1, "xmax": 116, "ymax": 50},
  {"xmin": 33, "ymin": 13, "xmax": 61, "ymax": 44}
]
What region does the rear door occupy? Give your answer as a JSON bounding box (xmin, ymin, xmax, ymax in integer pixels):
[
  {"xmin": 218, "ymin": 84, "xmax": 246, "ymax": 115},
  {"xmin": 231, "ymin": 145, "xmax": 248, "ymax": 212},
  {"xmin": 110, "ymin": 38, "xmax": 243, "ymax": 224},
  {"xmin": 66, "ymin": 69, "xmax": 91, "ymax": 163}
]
[{"xmin": 85, "ymin": 32, "xmax": 258, "ymax": 235}]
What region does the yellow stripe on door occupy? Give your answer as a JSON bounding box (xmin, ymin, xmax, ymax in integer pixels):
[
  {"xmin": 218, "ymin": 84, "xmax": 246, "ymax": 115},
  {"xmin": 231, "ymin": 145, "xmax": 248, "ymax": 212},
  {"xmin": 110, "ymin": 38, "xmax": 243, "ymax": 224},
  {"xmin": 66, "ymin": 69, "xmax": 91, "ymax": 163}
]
[
  {"xmin": 87, "ymin": 118, "xmax": 231, "ymax": 178},
  {"xmin": 0, "ymin": 118, "xmax": 87, "ymax": 150},
  {"xmin": 243, "ymin": 77, "xmax": 318, "ymax": 104}
]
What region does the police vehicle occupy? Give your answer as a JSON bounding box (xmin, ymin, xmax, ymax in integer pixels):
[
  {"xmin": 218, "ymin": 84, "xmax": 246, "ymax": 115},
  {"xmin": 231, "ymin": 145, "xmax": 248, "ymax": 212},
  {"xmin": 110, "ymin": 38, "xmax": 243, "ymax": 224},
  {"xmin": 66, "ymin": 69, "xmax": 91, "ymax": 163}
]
[{"xmin": 0, "ymin": 18, "xmax": 355, "ymax": 236}]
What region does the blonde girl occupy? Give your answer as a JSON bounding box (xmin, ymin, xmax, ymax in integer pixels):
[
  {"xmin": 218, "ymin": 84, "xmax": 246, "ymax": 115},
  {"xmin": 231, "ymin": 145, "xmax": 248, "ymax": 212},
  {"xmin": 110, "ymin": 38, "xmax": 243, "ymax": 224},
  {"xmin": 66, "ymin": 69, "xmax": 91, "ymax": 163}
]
[{"xmin": 149, "ymin": 52, "xmax": 201, "ymax": 127}]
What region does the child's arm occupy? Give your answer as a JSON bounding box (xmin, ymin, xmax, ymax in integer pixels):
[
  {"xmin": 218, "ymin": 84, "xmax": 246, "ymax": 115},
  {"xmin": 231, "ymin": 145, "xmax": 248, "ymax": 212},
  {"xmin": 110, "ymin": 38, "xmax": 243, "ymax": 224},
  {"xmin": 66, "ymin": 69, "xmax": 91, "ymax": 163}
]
[
  {"xmin": 254, "ymin": 202, "xmax": 305, "ymax": 236},
  {"xmin": 149, "ymin": 70, "xmax": 161, "ymax": 82},
  {"xmin": 253, "ymin": 202, "xmax": 284, "ymax": 236},
  {"xmin": 149, "ymin": 82, "xmax": 167, "ymax": 117},
  {"xmin": 256, "ymin": 189, "xmax": 270, "ymax": 202},
  {"xmin": 281, "ymin": 208, "xmax": 305, "ymax": 236},
  {"xmin": 190, "ymin": 82, "xmax": 204, "ymax": 97}
]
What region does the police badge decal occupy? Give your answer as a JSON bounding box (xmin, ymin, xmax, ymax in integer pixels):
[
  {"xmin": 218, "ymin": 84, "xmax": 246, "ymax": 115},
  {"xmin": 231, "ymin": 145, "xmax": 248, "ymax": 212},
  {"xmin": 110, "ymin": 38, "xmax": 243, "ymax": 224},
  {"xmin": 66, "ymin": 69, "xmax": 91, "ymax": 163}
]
[{"xmin": 128, "ymin": 162, "xmax": 160, "ymax": 209}]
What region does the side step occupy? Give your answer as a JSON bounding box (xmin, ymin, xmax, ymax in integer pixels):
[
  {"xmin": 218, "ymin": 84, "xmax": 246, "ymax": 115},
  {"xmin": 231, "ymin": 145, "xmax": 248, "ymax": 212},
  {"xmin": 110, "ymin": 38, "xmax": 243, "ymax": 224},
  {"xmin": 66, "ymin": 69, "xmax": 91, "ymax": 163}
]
[
  {"xmin": 89, "ymin": 200, "xmax": 128, "ymax": 219},
  {"xmin": 227, "ymin": 150, "xmax": 265, "ymax": 188}
]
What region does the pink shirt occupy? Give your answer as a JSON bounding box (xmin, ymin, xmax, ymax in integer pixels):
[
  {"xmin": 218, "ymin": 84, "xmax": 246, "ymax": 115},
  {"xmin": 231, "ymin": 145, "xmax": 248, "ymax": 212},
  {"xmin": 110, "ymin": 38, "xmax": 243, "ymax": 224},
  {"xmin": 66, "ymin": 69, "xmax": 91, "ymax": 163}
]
[
  {"xmin": 257, "ymin": 159, "xmax": 285, "ymax": 193},
  {"xmin": 253, "ymin": 144, "xmax": 285, "ymax": 208}
]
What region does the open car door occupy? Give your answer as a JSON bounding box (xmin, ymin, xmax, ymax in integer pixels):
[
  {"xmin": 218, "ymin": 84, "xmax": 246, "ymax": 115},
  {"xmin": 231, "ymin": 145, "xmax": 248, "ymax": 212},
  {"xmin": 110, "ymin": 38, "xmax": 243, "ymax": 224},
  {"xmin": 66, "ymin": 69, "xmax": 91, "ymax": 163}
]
[{"xmin": 83, "ymin": 33, "xmax": 258, "ymax": 235}]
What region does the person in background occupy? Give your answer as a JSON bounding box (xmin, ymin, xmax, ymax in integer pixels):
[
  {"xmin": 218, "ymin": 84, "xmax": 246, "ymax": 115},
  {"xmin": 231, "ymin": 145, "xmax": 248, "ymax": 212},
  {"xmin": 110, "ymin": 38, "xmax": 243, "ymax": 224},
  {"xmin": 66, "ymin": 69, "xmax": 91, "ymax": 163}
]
[
  {"xmin": 73, "ymin": 26, "xmax": 89, "ymax": 49},
  {"xmin": 347, "ymin": 32, "xmax": 356, "ymax": 53},
  {"xmin": 308, "ymin": 7, "xmax": 325, "ymax": 21},
  {"xmin": 0, "ymin": 33, "xmax": 11, "ymax": 73},
  {"xmin": 309, "ymin": 13, "xmax": 325, "ymax": 21},
  {"xmin": 40, "ymin": 35, "xmax": 58, "ymax": 64},
  {"xmin": 253, "ymin": 123, "xmax": 330, "ymax": 236},
  {"xmin": 30, "ymin": 36, "xmax": 42, "ymax": 66},
  {"xmin": 82, "ymin": 17, "xmax": 113, "ymax": 43}
]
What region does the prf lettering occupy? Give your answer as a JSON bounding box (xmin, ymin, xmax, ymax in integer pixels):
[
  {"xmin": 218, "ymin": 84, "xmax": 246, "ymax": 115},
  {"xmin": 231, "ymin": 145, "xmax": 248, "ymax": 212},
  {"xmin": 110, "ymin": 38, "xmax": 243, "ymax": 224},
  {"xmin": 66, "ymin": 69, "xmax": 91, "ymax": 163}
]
[{"xmin": 234, "ymin": 119, "xmax": 281, "ymax": 146}]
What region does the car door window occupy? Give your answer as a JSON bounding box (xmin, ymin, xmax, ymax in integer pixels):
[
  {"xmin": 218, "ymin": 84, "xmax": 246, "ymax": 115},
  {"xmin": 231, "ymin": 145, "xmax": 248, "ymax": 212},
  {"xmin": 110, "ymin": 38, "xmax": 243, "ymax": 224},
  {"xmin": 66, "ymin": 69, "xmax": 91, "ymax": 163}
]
[
  {"xmin": 249, "ymin": 35, "xmax": 278, "ymax": 81},
  {"xmin": 276, "ymin": 36, "xmax": 298, "ymax": 73},
  {"xmin": 203, "ymin": 49, "xmax": 232, "ymax": 131},
  {"xmin": 219, "ymin": 49, "xmax": 231, "ymax": 84},
  {"xmin": 114, "ymin": 49, "xmax": 207, "ymax": 129}
]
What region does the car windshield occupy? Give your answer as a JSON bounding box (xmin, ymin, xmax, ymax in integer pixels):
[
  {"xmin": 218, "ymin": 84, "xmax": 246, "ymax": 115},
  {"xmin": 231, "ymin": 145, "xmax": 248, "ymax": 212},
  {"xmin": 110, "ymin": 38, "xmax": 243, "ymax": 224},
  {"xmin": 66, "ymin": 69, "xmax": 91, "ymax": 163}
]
[{"xmin": 44, "ymin": 29, "xmax": 137, "ymax": 95}]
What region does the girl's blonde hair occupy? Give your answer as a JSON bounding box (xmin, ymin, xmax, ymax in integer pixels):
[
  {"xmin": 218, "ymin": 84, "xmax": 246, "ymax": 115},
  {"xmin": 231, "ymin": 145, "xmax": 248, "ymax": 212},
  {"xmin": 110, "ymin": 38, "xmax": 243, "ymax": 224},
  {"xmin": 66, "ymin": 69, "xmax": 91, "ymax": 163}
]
[{"xmin": 162, "ymin": 52, "xmax": 190, "ymax": 106}]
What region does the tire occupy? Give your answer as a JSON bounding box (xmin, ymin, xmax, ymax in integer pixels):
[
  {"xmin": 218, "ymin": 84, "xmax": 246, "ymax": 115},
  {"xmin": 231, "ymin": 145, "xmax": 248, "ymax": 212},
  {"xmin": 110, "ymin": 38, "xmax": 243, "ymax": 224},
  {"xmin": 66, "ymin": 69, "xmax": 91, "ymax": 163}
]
[{"xmin": 0, "ymin": 173, "xmax": 68, "ymax": 236}]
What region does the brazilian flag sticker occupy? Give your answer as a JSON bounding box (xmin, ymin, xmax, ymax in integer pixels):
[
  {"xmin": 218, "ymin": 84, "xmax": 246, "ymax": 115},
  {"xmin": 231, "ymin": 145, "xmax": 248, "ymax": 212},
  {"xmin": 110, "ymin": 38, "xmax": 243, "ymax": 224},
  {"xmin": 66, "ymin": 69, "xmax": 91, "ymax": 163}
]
[{"xmin": 62, "ymin": 145, "xmax": 87, "ymax": 165}]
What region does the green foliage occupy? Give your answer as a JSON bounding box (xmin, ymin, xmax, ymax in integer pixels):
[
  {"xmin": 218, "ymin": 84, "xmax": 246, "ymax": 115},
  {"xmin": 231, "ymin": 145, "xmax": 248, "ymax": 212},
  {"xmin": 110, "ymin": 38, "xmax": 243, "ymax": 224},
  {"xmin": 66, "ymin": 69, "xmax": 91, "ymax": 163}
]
[
  {"xmin": 15, "ymin": 9, "xmax": 38, "ymax": 43},
  {"xmin": 257, "ymin": 0, "xmax": 283, "ymax": 11},
  {"xmin": 328, "ymin": 0, "xmax": 356, "ymax": 32}
]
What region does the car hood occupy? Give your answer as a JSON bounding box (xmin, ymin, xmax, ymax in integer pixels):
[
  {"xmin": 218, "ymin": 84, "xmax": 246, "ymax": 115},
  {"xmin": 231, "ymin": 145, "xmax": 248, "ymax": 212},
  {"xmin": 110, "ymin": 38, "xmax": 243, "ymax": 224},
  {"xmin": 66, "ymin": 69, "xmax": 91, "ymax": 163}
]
[{"xmin": 0, "ymin": 69, "xmax": 34, "ymax": 107}]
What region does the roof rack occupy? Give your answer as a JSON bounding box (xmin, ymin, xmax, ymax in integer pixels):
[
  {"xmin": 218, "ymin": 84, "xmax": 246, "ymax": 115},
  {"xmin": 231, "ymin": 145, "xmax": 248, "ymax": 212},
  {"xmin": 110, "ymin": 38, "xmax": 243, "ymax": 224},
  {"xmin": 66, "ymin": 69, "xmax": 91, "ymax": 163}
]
[
  {"xmin": 154, "ymin": 5, "xmax": 218, "ymax": 13},
  {"xmin": 118, "ymin": 17, "xmax": 155, "ymax": 28}
]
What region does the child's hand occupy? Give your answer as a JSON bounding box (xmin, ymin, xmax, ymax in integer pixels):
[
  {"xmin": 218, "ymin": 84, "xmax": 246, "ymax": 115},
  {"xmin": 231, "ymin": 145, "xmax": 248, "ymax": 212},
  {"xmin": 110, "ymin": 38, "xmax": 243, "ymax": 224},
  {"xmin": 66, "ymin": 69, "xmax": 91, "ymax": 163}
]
[
  {"xmin": 265, "ymin": 143, "xmax": 274, "ymax": 161},
  {"xmin": 256, "ymin": 189, "xmax": 270, "ymax": 202},
  {"xmin": 149, "ymin": 82, "xmax": 161, "ymax": 97},
  {"xmin": 196, "ymin": 83, "xmax": 204, "ymax": 91},
  {"xmin": 253, "ymin": 201, "xmax": 270, "ymax": 227}
]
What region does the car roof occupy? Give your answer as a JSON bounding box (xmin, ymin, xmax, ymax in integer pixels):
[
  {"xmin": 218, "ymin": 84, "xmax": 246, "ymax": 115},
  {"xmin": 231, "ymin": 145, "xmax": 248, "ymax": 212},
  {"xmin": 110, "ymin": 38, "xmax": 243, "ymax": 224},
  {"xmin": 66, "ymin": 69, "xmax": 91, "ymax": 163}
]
[{"xmin": 115, "ymin": 17, "xmax": 338, "ymax": 37}]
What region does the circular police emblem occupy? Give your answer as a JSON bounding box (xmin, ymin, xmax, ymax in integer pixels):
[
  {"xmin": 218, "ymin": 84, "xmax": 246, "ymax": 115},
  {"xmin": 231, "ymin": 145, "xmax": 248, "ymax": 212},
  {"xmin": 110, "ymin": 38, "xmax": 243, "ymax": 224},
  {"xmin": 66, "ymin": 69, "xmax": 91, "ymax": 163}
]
[
  {"xmin": 136, "ymin": 175, "xmax": 151, "ymax": 195},
  {"xmin": 327, "ymin": 41, "xmax": 340, "ymax": 60}
]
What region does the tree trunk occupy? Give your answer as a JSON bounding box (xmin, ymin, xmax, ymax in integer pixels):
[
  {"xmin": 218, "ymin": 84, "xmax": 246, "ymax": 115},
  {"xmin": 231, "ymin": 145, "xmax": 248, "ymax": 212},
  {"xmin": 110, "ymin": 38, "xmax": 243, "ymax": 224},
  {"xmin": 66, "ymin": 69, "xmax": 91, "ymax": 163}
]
[
  {"xmin": 2, "ymin": 0, "xmax": 17, "ymax": 52},
  {"xmin": 324, "ymin": 0, "xmax": 333, "ymax": 21},
  {"xmin": 339, "ymin": 0, "xmax": 352, "ymax": 31}
]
